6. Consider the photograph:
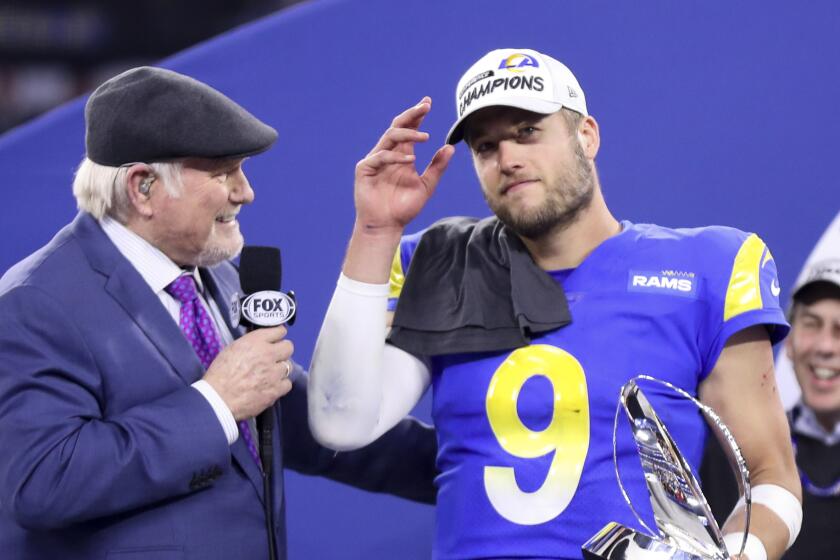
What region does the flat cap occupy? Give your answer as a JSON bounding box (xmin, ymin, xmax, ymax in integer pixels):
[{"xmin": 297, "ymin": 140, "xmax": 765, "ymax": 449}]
[{"xmin": 85, "ymin": 66, "xmax": 278, "ymax": 166}]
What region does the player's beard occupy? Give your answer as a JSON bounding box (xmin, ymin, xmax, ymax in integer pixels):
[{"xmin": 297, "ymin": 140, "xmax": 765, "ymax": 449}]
[{"xmin": 487, "ymin": 140, "xmax": 595, "ymax": 240}]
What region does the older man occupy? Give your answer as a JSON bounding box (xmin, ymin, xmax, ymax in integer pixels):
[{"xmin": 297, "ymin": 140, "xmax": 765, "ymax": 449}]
[
  {"xmin": 309, "ymin": 49, "xmax": 801, "ymax": 559},
  {"xmin": 0, "ymin": 67, "xmax": 436, "ymax": 560}
]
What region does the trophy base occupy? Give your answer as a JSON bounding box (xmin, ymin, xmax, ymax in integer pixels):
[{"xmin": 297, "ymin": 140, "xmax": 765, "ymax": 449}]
[{"xmin": 582, "ymin": 522, "xmax": 723, "ymax": 560}]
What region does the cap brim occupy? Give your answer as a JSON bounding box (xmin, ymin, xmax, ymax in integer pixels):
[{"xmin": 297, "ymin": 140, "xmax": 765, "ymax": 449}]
[
  {"xmin": 445, "ymin": 97, "xmax": 564, "ymax": 145},
  {"xmin": 792, "ymin": 278, "xmax": 840, "ymax": 300}
]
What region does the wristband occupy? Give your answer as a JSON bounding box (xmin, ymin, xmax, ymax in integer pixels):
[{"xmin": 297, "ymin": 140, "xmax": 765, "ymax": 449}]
[
  {"xmin": 727, "ymin": 484, "xmax": 802, "ymax": 549},
  {"xmin": 723, "ymin": 532, "xmax": 767, "ymax": 560}
]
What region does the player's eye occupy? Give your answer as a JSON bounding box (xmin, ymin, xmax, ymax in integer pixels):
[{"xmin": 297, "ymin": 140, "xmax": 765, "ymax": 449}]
[
  {"xmin": 517, "ymin": 126, "xmax": 538, "ymax": 140},
  {"xmin": 473, "ymin": 140, "xmax": 496, "ymax": 155}
]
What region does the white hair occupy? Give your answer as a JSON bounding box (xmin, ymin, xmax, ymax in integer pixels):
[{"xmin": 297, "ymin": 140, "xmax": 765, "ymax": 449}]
[{"xmin": 72, "ymin": 158, "xmax": 185, "ymax": 221}]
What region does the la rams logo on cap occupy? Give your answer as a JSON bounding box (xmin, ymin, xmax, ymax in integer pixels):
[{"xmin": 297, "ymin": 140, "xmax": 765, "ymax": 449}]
[{"xmin": 498, "ymin": 53, "xmax": 539, "ymax": 73}]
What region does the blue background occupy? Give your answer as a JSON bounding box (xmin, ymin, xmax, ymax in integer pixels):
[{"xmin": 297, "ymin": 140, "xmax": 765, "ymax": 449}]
[{"xmin": 0, "ymin": 1, "xmax": 838, "ymax": 557}]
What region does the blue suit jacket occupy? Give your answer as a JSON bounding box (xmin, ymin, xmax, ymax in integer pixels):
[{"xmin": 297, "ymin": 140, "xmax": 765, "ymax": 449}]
[{"xmin": 0, "ymin": 213, "xmax": 436, "ymax": 560}]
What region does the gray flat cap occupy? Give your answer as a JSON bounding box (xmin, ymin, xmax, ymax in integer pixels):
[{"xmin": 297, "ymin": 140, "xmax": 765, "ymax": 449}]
[{"xmin": 85, "ymin": 66, "xmax": 278, "ymax": 166}]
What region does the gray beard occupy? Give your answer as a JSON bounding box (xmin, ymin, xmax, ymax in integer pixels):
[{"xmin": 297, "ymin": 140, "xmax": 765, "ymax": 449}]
[{"xmin": 194, "ymin": 234, "xmax": 244, "ymax": 267}]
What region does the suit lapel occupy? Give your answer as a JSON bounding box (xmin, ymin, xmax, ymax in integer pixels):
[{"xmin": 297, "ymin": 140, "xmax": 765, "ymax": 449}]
[
  {"xmin": 105, "ymin": 260, "xmax": 205, "ymax": 385},
  {"xmin": 74, "ymin": 213, "xmax": 266, "ymax": 499},
  {"xmin": 201, "ymin": 267, "xmax": 246, "ymax": 339},
  {"xmin": 75, "ymin": 213, "xmax": 204, "ymax": 385}
]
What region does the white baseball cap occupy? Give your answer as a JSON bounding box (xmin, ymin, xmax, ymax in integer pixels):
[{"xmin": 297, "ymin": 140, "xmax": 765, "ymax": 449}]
[
  {"xmin": 446, "ymin": 48, "xmax": 588, "ymax": 145},
  {"xmin": 791, "ymin": 258, "xmax": 840, "ymax": 300}
]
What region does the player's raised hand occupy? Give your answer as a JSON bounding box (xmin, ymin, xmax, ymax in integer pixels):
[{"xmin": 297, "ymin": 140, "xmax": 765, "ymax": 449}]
[{"xmin": 354, "ymin": 97, "xmax": 455, "ymax": 231}]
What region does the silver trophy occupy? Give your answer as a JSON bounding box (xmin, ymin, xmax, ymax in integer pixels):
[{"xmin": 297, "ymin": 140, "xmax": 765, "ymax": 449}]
[{"xmin": 582, "ymin": 376, "xmax": 752, "ymax": 560}]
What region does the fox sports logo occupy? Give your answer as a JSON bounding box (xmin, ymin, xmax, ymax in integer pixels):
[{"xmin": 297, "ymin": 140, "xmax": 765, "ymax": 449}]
[{"xmin": 241, "ymin": 290, "xmax": 296, "ymax": 326}]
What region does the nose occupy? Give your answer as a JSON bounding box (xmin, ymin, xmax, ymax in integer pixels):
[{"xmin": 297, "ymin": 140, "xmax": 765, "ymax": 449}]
[
  {"xmin": 497, "ymin": 140, "xmax": 524, "ymax": 174},
  {"xmin": 229, "ymin": 172, "xmax": 255, "ymax": 205},
  {"xmin": 813, "ymin": 326, "xmax": 839, "ymax": 357}
]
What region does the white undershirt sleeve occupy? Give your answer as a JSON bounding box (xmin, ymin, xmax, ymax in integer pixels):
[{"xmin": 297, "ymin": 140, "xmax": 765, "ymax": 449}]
[
  {"xmin": 308, "ymin": 273, "xmax": 431, "ymax": 451},
  {"xmin": 192, "ymin": 380, "xmax": 239, "ymax": 445}
]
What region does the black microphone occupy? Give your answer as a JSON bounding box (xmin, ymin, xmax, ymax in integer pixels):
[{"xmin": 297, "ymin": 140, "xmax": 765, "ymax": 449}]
[
  {"xmin": 238, "ymin": 246, "xmax": 297, "ymax": 469},
  {"xmin": 239, "ymin": 246, "xmax": 296, "ymax": 332},
  {"xmin": 238, "ymin": 246, "xmax": 295, "ymax": 560}
]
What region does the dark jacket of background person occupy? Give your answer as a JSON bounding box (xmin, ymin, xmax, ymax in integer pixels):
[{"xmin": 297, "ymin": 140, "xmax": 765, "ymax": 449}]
[{"xmin": 701, "ymin": 407, "xmax": 840, "ymax": 559}]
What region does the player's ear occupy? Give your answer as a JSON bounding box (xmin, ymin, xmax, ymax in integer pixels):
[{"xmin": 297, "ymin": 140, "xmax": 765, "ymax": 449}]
[{"xmin": 577, "ymin": 115, "xmax": 600, "ymax": 160}]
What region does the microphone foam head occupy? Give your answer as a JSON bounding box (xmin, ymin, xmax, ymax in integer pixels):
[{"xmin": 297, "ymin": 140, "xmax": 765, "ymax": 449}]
[{"xmin": 239, "ymin": 246, "xmax": 281, "ymax": 293}]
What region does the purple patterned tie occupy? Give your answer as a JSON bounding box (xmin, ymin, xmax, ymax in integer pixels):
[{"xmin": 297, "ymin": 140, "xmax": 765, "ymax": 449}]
[{"xmin": 166, "ymin": 275, "xmax": 262, "ymax": 469}]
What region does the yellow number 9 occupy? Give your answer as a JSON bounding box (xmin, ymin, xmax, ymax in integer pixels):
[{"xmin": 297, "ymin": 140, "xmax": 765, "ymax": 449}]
[{"xmin": 484, "ymin": 344, "xmax": 590, "ymax": 525}]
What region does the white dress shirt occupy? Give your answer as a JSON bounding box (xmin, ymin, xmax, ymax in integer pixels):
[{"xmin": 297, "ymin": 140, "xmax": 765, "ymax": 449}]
[
  {"xmin": 100, "ymin": 216, "xmax": 239, "ymax": 445},
  {"xmin": 792, "ymin": 401, "xmax": 840, "ymax": 446}
]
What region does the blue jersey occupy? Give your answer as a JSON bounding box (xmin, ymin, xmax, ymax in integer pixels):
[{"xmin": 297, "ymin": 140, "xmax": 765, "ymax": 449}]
[{"xmin": 388, "ymin": 221, "xmax": 789, "ymax": 560}]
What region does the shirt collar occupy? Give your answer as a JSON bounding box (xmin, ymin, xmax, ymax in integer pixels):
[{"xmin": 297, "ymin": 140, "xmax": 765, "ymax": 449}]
[
  {"xmin": 791, "ymin": 401, "xmax": 840, "ymax": 445},
  {"xmin": 99, "ymin": 216, "xmax": 204, "ymax": 294}
]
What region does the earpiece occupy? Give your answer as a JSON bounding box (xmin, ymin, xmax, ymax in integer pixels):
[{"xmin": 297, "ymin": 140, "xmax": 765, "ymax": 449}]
[{"xmin": 139, "ymin": 176, "xmax": 155, "ymax": 195}]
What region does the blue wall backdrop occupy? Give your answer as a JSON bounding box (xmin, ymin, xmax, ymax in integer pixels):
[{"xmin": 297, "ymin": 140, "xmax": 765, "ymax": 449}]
[{"xmin": 0, "ymin": 1, "xmax": 838, "ymax": 558}]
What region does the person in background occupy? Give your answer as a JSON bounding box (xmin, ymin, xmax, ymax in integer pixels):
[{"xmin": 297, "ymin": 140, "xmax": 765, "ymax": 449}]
[
  {"xmin": 0, "ymin": 66, "xmax": 436, "ymax": 560},
  {"xmin": 703, "ymin": 259, "xmax": 840, "ymax": 558}
]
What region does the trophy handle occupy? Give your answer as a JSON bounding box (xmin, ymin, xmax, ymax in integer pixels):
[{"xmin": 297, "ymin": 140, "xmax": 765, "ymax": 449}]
[
  {"xmin": 694, "ymin": 389, "xmax": 753, "ymax": 556},
  {"xmin": 610, "ymin": 376, "xmax": 752, "ymax": 559}
]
